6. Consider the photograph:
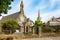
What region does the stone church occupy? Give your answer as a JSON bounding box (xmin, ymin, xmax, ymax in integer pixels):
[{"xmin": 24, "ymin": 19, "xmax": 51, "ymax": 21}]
[
  {"xmin": 0, "ymin": 0, "xmax": 41, "ymax": 34},
  {"xmin": 0, "ymin": 0, "xmax": 34, "ymax": 34}
]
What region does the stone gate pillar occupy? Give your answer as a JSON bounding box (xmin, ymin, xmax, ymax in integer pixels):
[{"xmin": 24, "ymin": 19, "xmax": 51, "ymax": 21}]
[
  {"xmin": 33, "ymin": 27, "xmax": 35, "ymax": 35},
  {"xmin": 21, "ymin": 26, "xmax": 24, "ymax": 33}
]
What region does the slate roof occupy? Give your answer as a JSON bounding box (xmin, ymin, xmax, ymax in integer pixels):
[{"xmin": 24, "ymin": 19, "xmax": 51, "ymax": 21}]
[
  {"xmin": 48, "ymin": 17, "xmax": 60, "ymax": 26},
  {"xmin": 0, "ymin": 12, "xmax": 20, "ymax": 23},
  {"xmin": 56, "ymin": 17, "xmax": 60, "ymax": 22},
  {"xmin": 48, "ymin": 17, "xmax": 60, "ymax": 22}
]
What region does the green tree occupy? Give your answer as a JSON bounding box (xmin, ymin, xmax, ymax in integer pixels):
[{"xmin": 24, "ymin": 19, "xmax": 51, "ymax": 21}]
[
  {"xmin": 2, "ymin": 19, "xmax": 19, "ymax": 34},
  {"xmin": 34, "ymin": 20, "xmax": 43, "ymax": 36},
  {"xmin": 35, "ymin": 20, "xmax": 42, "ymax": 27},
  {"xmin": 0, "ymin": 0, "xmax": 14, "ymax": 16}
]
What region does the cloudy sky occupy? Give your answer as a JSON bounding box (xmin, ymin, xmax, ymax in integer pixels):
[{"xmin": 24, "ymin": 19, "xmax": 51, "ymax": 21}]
[{"xmin": 2, "ymin": 0, "xmax": 60, "ymax": 22}]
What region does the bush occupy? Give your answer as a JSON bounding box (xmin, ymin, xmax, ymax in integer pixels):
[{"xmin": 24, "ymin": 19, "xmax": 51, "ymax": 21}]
[{"xmin": 2, "ymin": 19, "xmax": 19, "ymax": 34}]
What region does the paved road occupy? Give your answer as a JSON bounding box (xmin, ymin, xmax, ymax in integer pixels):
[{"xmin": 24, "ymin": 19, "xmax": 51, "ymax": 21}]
[{"xmin": 14, "ymin": 37, "xmax": 60, "ymax": 40}]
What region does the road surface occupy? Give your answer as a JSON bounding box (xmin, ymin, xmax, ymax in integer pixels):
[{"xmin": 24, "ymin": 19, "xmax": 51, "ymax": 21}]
[{"xmin": 14, "ymin": 37, "xmax": 60, "ymax": 40}]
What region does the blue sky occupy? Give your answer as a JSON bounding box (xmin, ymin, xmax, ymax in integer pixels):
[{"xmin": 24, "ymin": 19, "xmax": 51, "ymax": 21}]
[{"xmin": 1, "ymin": 0, "xmax": 60, "ymax": 22}]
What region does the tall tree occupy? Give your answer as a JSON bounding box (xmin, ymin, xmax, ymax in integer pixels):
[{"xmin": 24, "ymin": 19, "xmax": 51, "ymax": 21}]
[
  {"xmin": 0, "ymin": 0, "xmax": 14, "ymax": 16},
  {"xmin": 34, "ymin": 20, "xmax": 43, "ymax": 36},
  {"xmin": 2, "ymin": 19, "xmax": 19, "ymax": 34}
]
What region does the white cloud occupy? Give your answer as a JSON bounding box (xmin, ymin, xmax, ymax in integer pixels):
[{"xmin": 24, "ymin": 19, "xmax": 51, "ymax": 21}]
[
  {"xmin": 19, "ymin": 0, "xmax": 60, "ymax": 22},
  {"xmin": 23, "ymin": 0, "xmax": 34, "ymax": 7},
  {"xmin": 50, "ymin": 0, "xmax": 60, "ymax": 6},
  {"xmin": 50, "ymin": 0, "xmax": 56, "ymax": 5},
  {"xmin": 41, "ymin": 9, "xmax": 60, "ymax": 22}
]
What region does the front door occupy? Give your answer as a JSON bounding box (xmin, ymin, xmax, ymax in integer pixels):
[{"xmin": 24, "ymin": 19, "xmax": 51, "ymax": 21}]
[{"xmin": 26, "ymin": 27, "xmax": 28, "ymax": 33}]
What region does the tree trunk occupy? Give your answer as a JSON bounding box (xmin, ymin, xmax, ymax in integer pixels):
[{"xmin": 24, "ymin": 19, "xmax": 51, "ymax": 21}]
[
  {"xmin": 10, "ymin": 29, "xmax": 12, "ymax": 34},
  {"xmin": 39, "ymin": 27, "xmax": 42, "ymax": 37}
]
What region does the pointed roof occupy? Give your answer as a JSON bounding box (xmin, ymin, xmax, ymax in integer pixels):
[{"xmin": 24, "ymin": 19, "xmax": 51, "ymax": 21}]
[
  {"xmin": 20, "ymin": 0, "xmax": 24, "ymax": 8},
  {"xmin": 20, "ymin": 0, "xmax": 24, "ymax": 15},
  {"xmin": 37, "ymin": 9, "xmax": 41, "ymax": 20},
  {"xmin": 21, "ymin": 0, "xmax": 23, "ymax": 4},
  {"xmin": 48, "ymin": 16, "xmax": 60, "ymax": 22}
]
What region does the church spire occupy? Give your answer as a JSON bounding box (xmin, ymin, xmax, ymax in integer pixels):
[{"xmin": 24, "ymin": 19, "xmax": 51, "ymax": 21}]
[
  {"xmin": 37, "ymin": 9, "xmax": 41, "ymax": 20},
  {"xmin": 19, "ymin": 0, "xmax": 26, "ymax": 22},
  {"xmin": 20, "ymin": 0, "xmax": 24, "ymax": 14}
]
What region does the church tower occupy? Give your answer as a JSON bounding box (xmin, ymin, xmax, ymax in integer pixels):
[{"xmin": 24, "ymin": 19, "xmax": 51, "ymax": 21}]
[
  {"xmin": 37, "ymin": 10, "xmax": 41, "ymax": 20},
  {"xmin": 18, "ymin": 0, "xmax": 27, "ymax": 33},
  {"xmin": 20, "ymin": 0, "xmax": 24, "ymax": 14},
  {"xmin": 19, "ymin": 0, "xmax": 26, "ymax": 22}
]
